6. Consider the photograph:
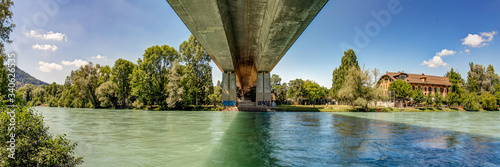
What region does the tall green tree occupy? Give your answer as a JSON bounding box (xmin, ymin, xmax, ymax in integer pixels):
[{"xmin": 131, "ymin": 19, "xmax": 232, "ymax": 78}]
[
  {"xmin": 445, "ymin": 68, "xmax": 465, "ymax": 106},
  {"xmin": 331, "ymin": 49, "xmax": 359, "ymax": 97},
  {"xmin": 180, "ymin": 35, "xmax": 213, "ymax": 107},
  {"xmin": 165, "ymin": 60, "xmax": 184, "ymax": 109},
  {"xmin": 412, "ymin": 87, "xmax": 425, "ymax": 105},
  {"xmin": 288, "ymin": 79, "xmax": 305, "ymax": 103},
  {"xmin": 72, "ymin": 62, "xmax": 100, "ymax": 108},
  {"xmin": 337, "ymin": 66, "xmax": 383, "ymax": 110},
  {"xmin": 95, "ymin": 81, "xmax": 118, "ymax": 108},
  {"xmin": 136, "ymin": 45, "xmax": 179, "ymax": 107},
  {"xmin": 303, "ymin": 80, "xmax": 324, "ymax": 107},
  {"xmin": 0, "ymin": 0, "xmax": 15, "ymax": 100},
  {"xmin": 271, "ymin": 74, "xmax": 288, "ymax": 105},
  {"xmin": 388, "ymin": 79, "xmax": 412, "ymax": 99},
  {"xmin": 111, "ymin": 59, "xmax": 135, "ymax": 107}
]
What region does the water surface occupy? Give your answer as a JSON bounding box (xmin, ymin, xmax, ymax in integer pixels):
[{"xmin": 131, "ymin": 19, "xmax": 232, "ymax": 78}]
[{"xmin": 36, "ymin": 107, "xmax": 500, "ymax": 166}]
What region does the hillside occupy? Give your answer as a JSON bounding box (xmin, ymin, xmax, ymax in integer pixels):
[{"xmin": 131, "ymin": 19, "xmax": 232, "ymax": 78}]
[{"xmin": 15, "ymin": 66, "xmax": 49, "ymax": 88}]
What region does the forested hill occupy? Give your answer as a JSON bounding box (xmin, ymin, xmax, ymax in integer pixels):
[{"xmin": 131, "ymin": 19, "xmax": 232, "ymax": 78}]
[{"xmin": 15, "ymin": 66, "xmax": 49, "ymax": 88}]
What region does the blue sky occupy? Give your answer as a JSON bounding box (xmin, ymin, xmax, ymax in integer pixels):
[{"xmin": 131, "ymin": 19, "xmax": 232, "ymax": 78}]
[{"xmin": 6, "ymin": 0, "xmax": 500, "ymax": 88}]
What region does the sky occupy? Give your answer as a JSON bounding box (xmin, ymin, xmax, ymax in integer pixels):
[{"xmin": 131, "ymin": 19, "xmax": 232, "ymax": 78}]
[{"xmin": 6, "ymin": 0, "xmax": 500, "ymax": 88}]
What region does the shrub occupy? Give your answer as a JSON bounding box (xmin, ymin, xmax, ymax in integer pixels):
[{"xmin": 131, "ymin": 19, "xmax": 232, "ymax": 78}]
[
  {"xmin": 0, "ymin": 106, "xmax": 83, "ymax": 166},
  {"xmin": 480, "ymin": 92, "xmax": 498, "ymax": 111},
  {"xmin": 462, "ymin": 93, "xmax": 481, "ymax": 111}
]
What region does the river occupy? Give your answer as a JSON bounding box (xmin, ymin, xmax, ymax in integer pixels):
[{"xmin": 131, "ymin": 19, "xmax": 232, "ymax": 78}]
[{"xmin": 35, "ymin": 107, "xmax": 500, "ymax": 166}]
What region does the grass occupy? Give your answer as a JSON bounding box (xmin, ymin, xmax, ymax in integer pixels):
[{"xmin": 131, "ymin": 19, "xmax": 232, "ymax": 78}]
[{"xmin": 273, "ymin": 105, "xmax": 464, "ymax": 112}]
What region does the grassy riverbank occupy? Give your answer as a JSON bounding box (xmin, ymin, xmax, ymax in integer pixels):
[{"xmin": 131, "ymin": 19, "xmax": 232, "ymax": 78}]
[{"xmin": 273, "ymin": 105, "xmax": 464, "ymax": 112}]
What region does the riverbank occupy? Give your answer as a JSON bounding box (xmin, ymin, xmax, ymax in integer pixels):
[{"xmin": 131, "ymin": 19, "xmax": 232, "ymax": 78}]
[
  {"xmin": 33, "ymin": 104, "xmax": 471, "ymax": 112},
  {"xmin": 273, "ymin": 105, "xmax": 464, "ymax": 112}
]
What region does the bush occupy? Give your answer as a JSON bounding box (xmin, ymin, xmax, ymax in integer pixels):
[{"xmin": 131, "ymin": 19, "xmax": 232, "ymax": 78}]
[
  {"xmin": 480, "ymin": 92, "xmax": 498, "ymax": 111},
  {"xmin": 0, "ymin": 106, "xmax": 83, "ymax": 166},
  {"xmin": 462, "ymin": 93, "xmax": 481, "ymax": 111}
]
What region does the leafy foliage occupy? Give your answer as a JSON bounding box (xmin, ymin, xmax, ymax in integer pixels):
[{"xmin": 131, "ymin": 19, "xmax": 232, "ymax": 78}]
[
  {"xmin": 480, "ymin": 92, "xmax": 498, "ymax": 111},
  {"xmin": 462, "ymin": 93, "xmax": 481, "ymax": 111},
  {"xmin": 331, "ymin": 49, "xmax": 359, "ymax": 97},
  {"xmin": 412, "ymin": 87, "xmax": 425, "ymax": 105},
  {"xmin": 0, "ymin": 107, "xmax": 83, "ymax": 166},
  {"xmin": 388, "ymin": 79, "xmax": 412, "ymax": 99}
]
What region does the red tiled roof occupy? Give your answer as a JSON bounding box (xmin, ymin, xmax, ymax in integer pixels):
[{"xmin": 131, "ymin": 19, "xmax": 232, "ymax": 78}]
[{"xmin": 380, "ymin": 72, "xmax": 452, "ymax": 86}]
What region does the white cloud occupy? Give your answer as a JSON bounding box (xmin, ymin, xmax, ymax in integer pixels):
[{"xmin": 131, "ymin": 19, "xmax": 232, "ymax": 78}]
[
  {"xmin": 26, "ymin": 29, "xmax": 68, "ymax": 41},
  {"xmin": 38, "ymin": 61, "xmax": 62, "ymax": 72},
  {"xmin": 92, "ymin": 54, "xmax": 108, "ymax": 61},
  {"xmin": 435, "ymin": 49, "xmax": 456, "ymax": 57},
  {"xmin": 32, "ymin": 44, "xmax": 58, "ymax": 51},
  {"xmin": 464, "ymin": 49, "xmax": 470, "ymax": 53},
  {"xmin": 461, "ymin": 31, "xmax": 496, "ymax": 48},
  {"xmin": 421, "ymin": 56, "xmax": 448, "ymax": 68},
  {"xmin": 61, "ymin": 59, "xmax": 89, "ymax": 68}
]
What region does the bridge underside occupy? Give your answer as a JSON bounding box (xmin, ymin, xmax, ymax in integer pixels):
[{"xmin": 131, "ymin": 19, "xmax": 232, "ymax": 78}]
[{"xmin": 167, "ymin": 0, "xmax": 327, "ymax": 106}]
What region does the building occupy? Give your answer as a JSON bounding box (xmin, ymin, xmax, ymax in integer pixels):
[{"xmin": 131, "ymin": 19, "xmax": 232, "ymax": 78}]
[{"xmin": 378, "ymin": 71, "xmax": 451, "ymax": 97}]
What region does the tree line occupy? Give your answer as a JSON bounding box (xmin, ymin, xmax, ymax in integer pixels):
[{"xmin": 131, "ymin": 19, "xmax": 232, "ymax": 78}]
[{"xmin": 5, "ymin": 35, "xmax": 221, "ymax": 110}]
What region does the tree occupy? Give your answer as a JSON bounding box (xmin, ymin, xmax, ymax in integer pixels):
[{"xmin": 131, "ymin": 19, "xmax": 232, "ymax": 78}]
[
  {"xmin": 111, "ymin": 59, "xmax": 135, "ymax": 107},
  {"xmin": 0, "ymin": 106, "xmax": 83, "ymax": 166},
  {"xmin": 98, "ymin": 65, "xmax": 111, "ymax": 85},
  {"xmin": 135, "ymin": 45, "xmax": 179, "ymax": 107},
  {"xmin": 412, "ymin": 87, "xmax": 425, "ymax": 106},
  {"xmin": 446, "ymin": 68, "xmax": 465, "ymax": 106},
  {"xmin": 95, "ymin": 81, "xmax": 118, "ymax": 108},
  {"xmin": 165, "ymin": 60, "xmax": 184, "ymax": 109},
  {"xmin": 130, "ymin": 62, "xmax": 149, "ymax": 107},
  {"xmin": 209, "ymin": 82, "xmax": 222, "ymax": 106},
  {"xmin": 466, "ymin": 63, "xmax": 499, "ymax": 94},
  {"xmin": 288, "ymin": 79, "xmax": 305, "ymax": 103},
  {"xmin": 480, "ymin": 92, "xmax": 498, "ymax": 111},
  {"xmin": 425, "ymin": 93, "xmax": 434, "ymax": 107},
  {"xmin": 271, "ymin": 74, "xmax": 288, "ymax": 105},
  {"xmin": 496, "ymin": 84, "xmax": 500, "ymax": 105},
  {"xmin": 463, "ymin": 93, "xmax": 481, "ymax": 111},
  {"xmin": 434, "ymin": 92, "xmax": 443, "ymax": 107},
  {"xmin": 271, "ymin": 74, "xmax": 282, "ymax": 91},
  {"xmin": 180, "ymin": 35, "xmax": 213, "ymax": 107},
  {"xmin": 303, "ymin": 80, "xmax": 324, "ymax": 107},
  {"xmin": 0, "ymin": 0, "xmax": 15, "ymax": 100},
  {"xmin": 331, "ymin": 49, "xmax": 359, "ymax": 97},
  {"xmin": 388, "ymin": 79, "xmax": 412, "ymax": 99},
  {"xmin": 337, "ymin": 66, "xmax": 383, "ymax": 110},
  {"xmin": 72, "ymin": 62, "xmax": 100, "ymax": 108}
]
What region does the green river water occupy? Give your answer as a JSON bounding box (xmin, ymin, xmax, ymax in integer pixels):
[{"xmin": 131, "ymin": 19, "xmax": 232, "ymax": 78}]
[{"xmin": 35, "ymin": 107, "xmax": 500, "ymax": 166}]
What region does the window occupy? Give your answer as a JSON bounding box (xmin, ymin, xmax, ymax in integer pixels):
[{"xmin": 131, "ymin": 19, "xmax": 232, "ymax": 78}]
[
  {"xmin": 424, "ymin": 87, "xmax": 427, "ymax": 91},
  {"xmin": 412, "ymin": 86, "xmax": 415, "ymax": 90},
  {"xmin": 401, "ymin": 76, "xmax": 406, "ymax": 81}
]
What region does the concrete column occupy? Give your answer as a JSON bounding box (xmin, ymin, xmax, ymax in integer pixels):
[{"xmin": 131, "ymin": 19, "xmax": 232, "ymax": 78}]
[
  {"xmin": 222, "ymin": 72, "xmax": 237, "ymax": 106},
  {"xmin": 256, "ymin": 72, "xmax": 271, "ymax": 106}
]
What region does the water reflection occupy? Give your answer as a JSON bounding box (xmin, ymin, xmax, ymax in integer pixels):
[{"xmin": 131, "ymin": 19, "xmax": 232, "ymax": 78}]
[{"xmin": 207, "ymin": 112, "xmax": 500, "ymax": 166}]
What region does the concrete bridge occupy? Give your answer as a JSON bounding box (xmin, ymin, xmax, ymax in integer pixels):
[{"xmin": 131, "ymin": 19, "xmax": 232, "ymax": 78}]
[{"xmin": 166, "ymin": 0, "xmax": 328, "ymax": 106}]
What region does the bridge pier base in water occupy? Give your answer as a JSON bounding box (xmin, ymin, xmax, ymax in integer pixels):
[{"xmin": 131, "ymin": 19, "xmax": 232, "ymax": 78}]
[
  {"xmin": 256, "ymin": 72, "xmax": 272, "ymax": 106},
  {"xmin": 222, "ymin": 72, "xmax": 237, "ymax": 106}
]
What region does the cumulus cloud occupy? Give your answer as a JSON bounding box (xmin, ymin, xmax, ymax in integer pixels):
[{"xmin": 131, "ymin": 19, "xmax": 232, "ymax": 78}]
[
  {"xmin": 464, "ymin": 49, "xmax": 470, "ymax": 53},
  {"xmin": 461, "ymin": 31, "xmax": 496, "ymax": 48},
  {"xmin": 32, "ymin": 44, "xmax": 58, "ymax": 51},
  {"xmin": 38, "ymin": 61, "xmax": 62, "ymax": 72},
  {"xmin": 26, "ymin": 29, "xmax": 68, "ymax": 41},
  {"xmin": 61, "ymin": 59, "xmax": 88, "ymax": 68},
  {"xmin": 421, "ymin": 56, "xmax": 448, "ymax": 68},
  {"xmin": 92, "ymin": 54, "xmax": 108, "ymax": 61},
  {"xmin": 435, "ymin": 49, "xmax": 456, "ymax": 57}
]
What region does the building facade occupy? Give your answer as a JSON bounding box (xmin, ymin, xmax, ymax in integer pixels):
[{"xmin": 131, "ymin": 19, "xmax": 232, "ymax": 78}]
[{"xmin": 378, "ymin": 71, "xmax": 451, "ymax": 97}]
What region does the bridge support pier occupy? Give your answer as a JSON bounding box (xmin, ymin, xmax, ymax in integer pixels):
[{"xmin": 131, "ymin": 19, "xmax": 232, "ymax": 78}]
[
  {"xmin": 256, "ymin": 72, "xmax": 272, "ymax": 106},
  {"xmin": 222, "ymin": 72, "xmax": 237, "ymax": 106}
]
